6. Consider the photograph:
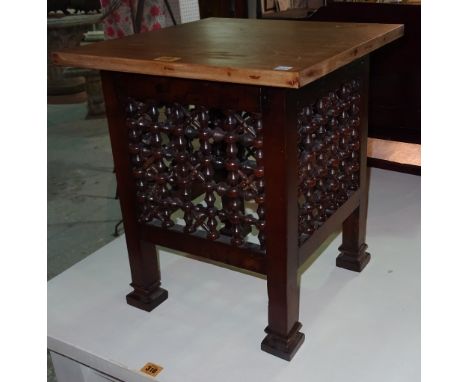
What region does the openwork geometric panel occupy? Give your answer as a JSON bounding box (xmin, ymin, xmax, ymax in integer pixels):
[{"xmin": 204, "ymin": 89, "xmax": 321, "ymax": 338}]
[
  {"xmin": 125, "ymin": 99, "xmax": 266, "ymax": 250},
  {"xmin": 297, "ymin": 80, "xmax": 361, "ymax": 244}
]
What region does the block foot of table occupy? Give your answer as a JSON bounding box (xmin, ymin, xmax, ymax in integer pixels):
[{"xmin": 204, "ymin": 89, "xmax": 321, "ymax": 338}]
[
  {"xmin": 261, "ymin": 322, "xmax": 305, "ymax": 361},
  {"xmin": 336, "ymin": 243, "xmax": 371, "ymax": 272},
  {"xmin": 126, "ymin": 284, "xmax": 168, "ymax": 312}
]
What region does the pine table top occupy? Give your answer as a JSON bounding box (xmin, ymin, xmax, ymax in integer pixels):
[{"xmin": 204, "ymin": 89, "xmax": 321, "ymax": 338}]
[{"xmin": 53, "ymin": 18, "xmax": 403, "ymax": 89}]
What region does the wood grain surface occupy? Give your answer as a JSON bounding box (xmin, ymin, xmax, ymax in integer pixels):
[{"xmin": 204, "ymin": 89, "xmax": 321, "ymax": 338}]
[{"xmin": 53, "ymin": 18, "xmax": 403, "ymax": 88}]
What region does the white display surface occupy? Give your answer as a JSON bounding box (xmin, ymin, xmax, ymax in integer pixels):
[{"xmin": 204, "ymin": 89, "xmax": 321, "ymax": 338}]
[{"xmin": 48, "ymin": 169, "xmax": 420, "ymax": 382}]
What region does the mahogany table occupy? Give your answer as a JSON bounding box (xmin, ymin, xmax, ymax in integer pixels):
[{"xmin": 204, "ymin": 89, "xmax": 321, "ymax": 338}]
[{"xmin": 53, "ymin": 18, "xmax": 403, "ymax": 361}]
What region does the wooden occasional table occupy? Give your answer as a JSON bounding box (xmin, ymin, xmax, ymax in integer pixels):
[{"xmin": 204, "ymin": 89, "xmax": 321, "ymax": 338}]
[{"xmin": 53, "ymin": 18, "xmax": 403, "ymax": 361}]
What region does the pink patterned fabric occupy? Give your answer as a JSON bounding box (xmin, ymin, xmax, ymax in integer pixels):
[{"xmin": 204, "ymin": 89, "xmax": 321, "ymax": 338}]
[{"xmin": 100, "ymin": 0, "xmax": 167, "ymax": 39}]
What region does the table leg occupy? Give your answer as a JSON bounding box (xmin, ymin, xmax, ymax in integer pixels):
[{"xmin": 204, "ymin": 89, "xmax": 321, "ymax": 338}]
[
  {"xmin": 337, "ymin": 201, "xmax": 371, "ymax": 272},
  {"xmin": 337, "ymin": 63, "xmax": 371, "ymax": 273},
  {"xmin": 260, "ymin": 88, "xmax": 304, "ymax": 361},
  {"xmin": 101, "ymin": 71, "xmax": 168, "ymax": 312},
  {"xmin": 125, "ymin": 240, "xmax": 168, "ymax": 311}
]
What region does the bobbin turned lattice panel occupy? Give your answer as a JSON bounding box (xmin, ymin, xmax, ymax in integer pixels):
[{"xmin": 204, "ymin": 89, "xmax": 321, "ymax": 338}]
[
  {"xmin": 125, "ymin": 99, "xmax": 266, "ymax": 251},
  {"xmin": 297, "ymin": 79, "xmax": 362, "ymax": 245}
]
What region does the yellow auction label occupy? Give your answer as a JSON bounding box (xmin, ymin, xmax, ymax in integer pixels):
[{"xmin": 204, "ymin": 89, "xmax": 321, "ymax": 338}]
[{"xmin": 140, "ymin": 362, "xmax": 163, "ymax": 378}]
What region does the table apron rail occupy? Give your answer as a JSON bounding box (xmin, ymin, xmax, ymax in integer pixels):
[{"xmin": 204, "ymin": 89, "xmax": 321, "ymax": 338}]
[{"xmin": 140, "ymin": 223, "xmax": 267, "ymax": 275}]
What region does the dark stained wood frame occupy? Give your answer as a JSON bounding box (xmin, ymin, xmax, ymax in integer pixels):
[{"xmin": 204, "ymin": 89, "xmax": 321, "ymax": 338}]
[{"xmin": 100, "ymin": 56, "xmax": 371, "ymax": 361}]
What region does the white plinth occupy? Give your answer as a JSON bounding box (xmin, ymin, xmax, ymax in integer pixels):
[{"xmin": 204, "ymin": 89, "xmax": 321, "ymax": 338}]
[{"xmin": 48, "ymin": 168, "xmax": 420, "ymax": 382}]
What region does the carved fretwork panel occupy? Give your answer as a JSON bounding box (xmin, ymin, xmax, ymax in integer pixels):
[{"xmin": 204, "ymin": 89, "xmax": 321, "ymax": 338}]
[
  {"xmin": 297, "ymin": 80, "xmax": 362, "ymax": 244},
  {"xmin": 125, "ymin": 99, "xmax": 266, "ymax": 251}
]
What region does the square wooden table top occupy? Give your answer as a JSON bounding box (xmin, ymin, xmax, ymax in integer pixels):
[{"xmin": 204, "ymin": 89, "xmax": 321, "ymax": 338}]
[{"xmin": 53, "ymin": 18, "xmax": 403, "ymax": 89}]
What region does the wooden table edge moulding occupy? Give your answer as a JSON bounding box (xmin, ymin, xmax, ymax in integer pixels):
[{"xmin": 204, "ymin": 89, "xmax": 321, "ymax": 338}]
[{"xmin": 53, "ymin": 18, "xmax": 404, "ymax": 361}]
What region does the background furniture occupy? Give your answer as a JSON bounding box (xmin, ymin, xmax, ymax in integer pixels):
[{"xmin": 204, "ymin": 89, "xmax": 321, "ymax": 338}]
[
  {"xmin": 53, "ymin": 18, "xmax": 402, "ymax": 360},
  {"xmin": 199, "ymin": 0, "xmax": 248, "ymax": 18},
  {"xmin": 311, "ymin": 1, "xmax": 421, "ymax": 174},
  {"xmin": 311, "ymin": 1, "xmax": 421, "ymax": 144},
  {"xmin": 47, "ymin": 14, "xmax": 101, "ymax": 95}
]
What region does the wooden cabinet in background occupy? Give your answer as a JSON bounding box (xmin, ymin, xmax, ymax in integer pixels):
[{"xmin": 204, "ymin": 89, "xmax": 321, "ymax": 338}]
[
  {"xmin": 310, "ymin": 1, "xmax": 421, "ymax": 144},
  {"xmin": 198, "ymin": 0, "xmax": 248, "ymax": 18}
]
